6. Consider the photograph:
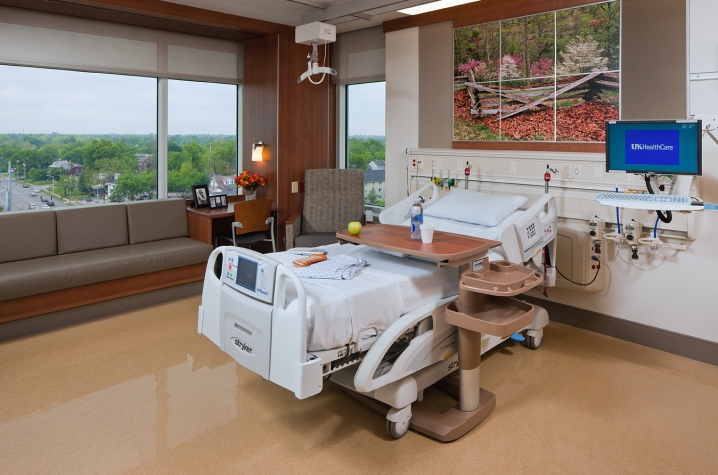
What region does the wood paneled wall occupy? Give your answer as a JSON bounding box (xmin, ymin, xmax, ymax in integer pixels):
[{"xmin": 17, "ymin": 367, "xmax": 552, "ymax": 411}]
[
  {"xmin": 243, "ymin": 35, "xmax": 279, "ymax": 206},
  {"xmin": 243, "ymin": 34, "xmax": 336, "ymax": 250}
]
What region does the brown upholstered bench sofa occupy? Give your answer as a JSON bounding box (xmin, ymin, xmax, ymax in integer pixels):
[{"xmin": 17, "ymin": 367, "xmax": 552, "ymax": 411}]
[{"xmin": 0, "ymin": 199, "xmax": 213, "ymax": 324}]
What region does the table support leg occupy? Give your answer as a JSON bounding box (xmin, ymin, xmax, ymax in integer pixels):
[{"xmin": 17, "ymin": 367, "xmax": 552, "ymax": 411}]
[{"xmin": 459, "ymin": 328, "xmax": 482, "ymax": 411}]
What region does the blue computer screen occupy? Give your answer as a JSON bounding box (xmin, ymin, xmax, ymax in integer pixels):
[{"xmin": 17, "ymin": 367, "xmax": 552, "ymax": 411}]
[{"xmin": 606, "ymin": 121, "xmax": 702, "ymax": 175}]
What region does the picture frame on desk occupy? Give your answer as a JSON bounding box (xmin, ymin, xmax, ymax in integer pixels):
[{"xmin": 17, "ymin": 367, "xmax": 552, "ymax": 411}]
[
  {"xmin": 209, "ymin": 194, "xmax": 228, "ymax": 209},
  {"xmin": 191, "ymin": 185, "xmax": 210, "ymax": 208}
]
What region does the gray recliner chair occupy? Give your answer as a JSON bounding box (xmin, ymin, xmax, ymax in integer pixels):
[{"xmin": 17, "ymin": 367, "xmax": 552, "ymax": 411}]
[{"xmin": 285, "ymin": 169, "xmax": 365, "ymax": 249}]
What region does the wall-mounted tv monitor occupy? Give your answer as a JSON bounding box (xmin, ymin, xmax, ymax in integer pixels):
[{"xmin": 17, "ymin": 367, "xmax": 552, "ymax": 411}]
[{"xmin": 605, "ymin": 120, "xmax": 702, "ymax": 176}]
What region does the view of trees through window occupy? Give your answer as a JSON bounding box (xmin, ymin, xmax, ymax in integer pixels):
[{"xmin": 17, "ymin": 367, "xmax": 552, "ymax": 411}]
[
  {"xmin": 0, "ymin": 66, "xmax": 237, "ymax": 213},
  {"xmin": 167, "ymin": 79, "xmax": 237, "ymax": 199},
  {"xmin": 346, "ymin": 82, "xmax": 386, "ymax": 207}
]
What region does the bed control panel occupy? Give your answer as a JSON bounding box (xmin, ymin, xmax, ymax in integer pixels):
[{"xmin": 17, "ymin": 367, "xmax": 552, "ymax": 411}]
[{"xmin": 222, "ymin": 249, "xmax": 278, "ymax": 304}]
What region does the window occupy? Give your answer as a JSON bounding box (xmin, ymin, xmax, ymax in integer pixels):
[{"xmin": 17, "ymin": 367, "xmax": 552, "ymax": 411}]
[
  {"xmin": 0, "ymin": 66, "xmax": 242, "ymax": 212},
  {"xmin": 167, "ymin": 80, "xmax": 238, "ymax": 199},
  {"xmin": 345, "ymin": 81, "xmax": 386, "ymax": 207},
  {"xmin": 0, "ymin": 64, "xmax": 157, "ymax": 211}
]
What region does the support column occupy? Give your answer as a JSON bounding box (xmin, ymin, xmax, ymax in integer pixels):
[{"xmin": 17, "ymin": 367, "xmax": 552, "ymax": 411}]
[{"xmin": 157, "ymin": 78, "xmax": 168, "ymax": 199}]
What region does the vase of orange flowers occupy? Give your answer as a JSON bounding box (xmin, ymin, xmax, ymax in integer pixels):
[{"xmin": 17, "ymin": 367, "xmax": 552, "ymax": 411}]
[{"xmin": 234, "ymin": 170, "xmax": 266, "ymax": 200}]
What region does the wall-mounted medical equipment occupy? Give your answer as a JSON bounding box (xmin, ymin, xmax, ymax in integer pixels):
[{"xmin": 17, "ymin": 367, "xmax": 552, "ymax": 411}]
[
  {"xmin": 295, "ymin": 22, "xmax": 337, "ymax": 84},
  {"xmin": 606, "ymin": 119, "xmax": 702, "ymax": 203}
]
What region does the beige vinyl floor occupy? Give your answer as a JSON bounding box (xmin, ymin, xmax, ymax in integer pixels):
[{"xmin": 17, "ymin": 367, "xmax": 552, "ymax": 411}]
[{"xmin": 1, "ymin": 295, "xmax": 717, "ymax": 475}]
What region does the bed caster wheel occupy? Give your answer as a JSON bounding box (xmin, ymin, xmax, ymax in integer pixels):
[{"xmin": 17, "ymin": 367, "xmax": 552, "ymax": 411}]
[
  {"xmin": 386, "ymin": 418, "xmax": 411, "ymax": 439},
  {"xmin": 526, "ymin": 334, "xmax": 542, "ymax": 350}
]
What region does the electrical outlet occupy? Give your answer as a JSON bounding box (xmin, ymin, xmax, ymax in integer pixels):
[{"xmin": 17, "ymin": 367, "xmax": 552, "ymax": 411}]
[
  {"xmin": 417, "ymin": 159, "xmax": 424, "ymax": 170},
  {"xmin": 594, "ymin": 164, "xmax": 602, "ymax": 181},
  {"xmin": 509, "ymin": 161, "xmax": 517, "ymax": 175},
  {"xmin": 429, "ymin": 157, "xmax": 442, "ymax": 170},
  {"xmin": 563, "ymin": 163, "xmax": 571, "ymax": 179},
  {"xmin": 291, "ymin": 181, "xmax": 299, "ymax": 193},
  {"xmin": 573, "ymin": 163, "xmax": 581, "ymax": 179}
]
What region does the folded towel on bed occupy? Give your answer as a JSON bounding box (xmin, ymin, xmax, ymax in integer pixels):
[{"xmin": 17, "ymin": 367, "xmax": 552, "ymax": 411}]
[{"xmin": 292, "ymin": 254, "xmax": 368, "ymax": 280}]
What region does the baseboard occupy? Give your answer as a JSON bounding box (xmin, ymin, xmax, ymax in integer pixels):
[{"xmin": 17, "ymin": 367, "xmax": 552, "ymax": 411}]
[
  {"xmin": 0, "ymin": 281, "xmax": 203, "ymax": 343},
  {"xmin": 520, "ymin": 296, "xmax": 718, "ymax": 367}
]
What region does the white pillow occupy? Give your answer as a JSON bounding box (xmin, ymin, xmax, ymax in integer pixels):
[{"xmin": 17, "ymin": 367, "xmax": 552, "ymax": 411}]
[{"xmin": 424, "ymin": 188, "xmax": 527, "ymax": 227}]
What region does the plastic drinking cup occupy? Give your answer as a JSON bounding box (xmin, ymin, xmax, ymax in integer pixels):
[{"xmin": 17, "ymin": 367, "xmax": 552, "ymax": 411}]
[{"xmin": 420, "ymin": 224, "xmax": 435, "ymax": 243}]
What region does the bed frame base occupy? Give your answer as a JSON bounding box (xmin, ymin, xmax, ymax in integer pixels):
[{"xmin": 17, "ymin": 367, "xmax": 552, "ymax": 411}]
[{"xmin": 339, "ymin": 375, "xmax": 496, "ymax": 442}]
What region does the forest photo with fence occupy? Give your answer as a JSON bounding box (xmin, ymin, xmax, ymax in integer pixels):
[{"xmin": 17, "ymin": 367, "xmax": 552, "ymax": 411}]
[{"xmin": 454, "ymin": 0, "xmax": 620, "ymax": 143}]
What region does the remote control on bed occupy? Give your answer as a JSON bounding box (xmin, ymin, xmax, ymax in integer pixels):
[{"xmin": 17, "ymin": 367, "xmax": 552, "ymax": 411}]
[{"xmin": 287, "ymin": 247, "xmax": 327, "ymax": 255}]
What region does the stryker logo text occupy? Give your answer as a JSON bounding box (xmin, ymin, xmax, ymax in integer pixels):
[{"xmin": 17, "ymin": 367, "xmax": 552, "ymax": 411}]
[
  {"xmin": 231, "ymin": 337, "xmax": 253, "ymax": 354},
  {"xmin": 631, "ymin": 143, "xmax": 674, "ymax": 151}
]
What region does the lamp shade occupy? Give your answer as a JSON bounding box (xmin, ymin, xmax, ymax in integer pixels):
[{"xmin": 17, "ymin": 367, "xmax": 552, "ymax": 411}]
[{"xmin": 252, "ymin": 142, "xmax": 264, "ymax": 161}]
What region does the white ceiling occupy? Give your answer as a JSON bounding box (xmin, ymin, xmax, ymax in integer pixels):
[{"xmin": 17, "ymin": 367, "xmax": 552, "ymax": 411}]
[{"xmin": 160, "ymin": 0, "xmax": 436, "ymax": 33}]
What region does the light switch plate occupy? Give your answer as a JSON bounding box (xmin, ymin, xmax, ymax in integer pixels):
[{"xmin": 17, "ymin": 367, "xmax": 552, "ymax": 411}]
[
  {"xmin": 563, "ymin": 163, "xmax": 571, "ymax": 179},
  {"xmin": 510, "ymin": 161, "xmax": 517, "ymax": 175},
  {"xmin": 573, "ymin": 163, "xmax": 581, "ymax": 179},
  {"xmin": 291, "ymin": 182, "xmax": 299, "ymax": 193},
  {"xmin": 594, "ymin": 164, "xmax": 602, "ymax": 181}
]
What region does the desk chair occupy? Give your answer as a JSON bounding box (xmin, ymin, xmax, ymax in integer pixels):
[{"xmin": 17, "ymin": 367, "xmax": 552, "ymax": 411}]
[
  {"xmin": 285, "ymin": 169, "xmax": 364, "ymax": 249},
  {"xmin": 214, "ymin": 198, "xmax": 276, "ymax": 252}
]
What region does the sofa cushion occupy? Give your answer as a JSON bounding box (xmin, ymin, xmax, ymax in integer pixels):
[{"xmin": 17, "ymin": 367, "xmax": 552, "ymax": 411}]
[
  {"xmin": 56, "ymin": 204, "xmax": 128, "ymax": 254},
  {"xmin": 0, "ymin": 238, "xmax": 213, "ymax": 302},
  {"xmin": 0, "ymin": 210, "xmax": 57, "ymax": 264},
  {"xmin": 127, "ymin": 199, "xmax": 189, "ymax": 244}
]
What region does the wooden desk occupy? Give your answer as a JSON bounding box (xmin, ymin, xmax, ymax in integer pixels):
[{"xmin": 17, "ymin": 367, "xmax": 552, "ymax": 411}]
[{"xmin": 187, "ymin": 199, "xmax": 283, "ymax": 245}]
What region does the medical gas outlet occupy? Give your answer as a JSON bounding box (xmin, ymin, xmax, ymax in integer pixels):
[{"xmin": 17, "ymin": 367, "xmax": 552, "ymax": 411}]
[
  {"xmin": 588, "ymin": 216, "xmax": 603, "ymax": 255},
  {"xmin": 625, "ymin": 220, "xmax": 641, "ymax": 244}
]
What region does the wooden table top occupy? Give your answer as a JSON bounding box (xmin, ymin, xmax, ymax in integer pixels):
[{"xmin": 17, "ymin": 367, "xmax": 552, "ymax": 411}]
[
  {"xmin": 187, "ymin": 201, "xmax": 282, "ymax": 218},
  {"xmin": 336, "ymin": 224, "xmax": 501, "ymax": 266}
]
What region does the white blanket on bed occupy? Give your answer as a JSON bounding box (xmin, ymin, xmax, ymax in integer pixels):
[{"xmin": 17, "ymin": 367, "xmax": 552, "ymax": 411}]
[{"xmin": 271, "ymin": 244, "xmax": 458, "ymax": 351}]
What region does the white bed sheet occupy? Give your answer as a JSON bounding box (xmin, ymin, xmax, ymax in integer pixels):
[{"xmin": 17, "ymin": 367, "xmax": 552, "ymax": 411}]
[
  {"xmin": 270, "ymin": 244, "xmax": 458, "ymax": 351},
  {"xmin": 399, "ymin": 210, "xmax": 524, "ymax": 240}
]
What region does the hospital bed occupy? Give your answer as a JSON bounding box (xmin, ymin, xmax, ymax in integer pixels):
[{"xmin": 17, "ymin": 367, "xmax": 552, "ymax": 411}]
[{"xmin": 197, "ymin": 185, "xmax": 558, "ymax": 439}]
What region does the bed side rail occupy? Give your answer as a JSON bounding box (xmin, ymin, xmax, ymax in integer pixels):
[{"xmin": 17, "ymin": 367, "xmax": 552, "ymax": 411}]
[
  {"xmin": 354, "ymin": 296, "xmax": 456, "ymax": 393},
  {"xmin": 379, "ymin": 183, "xmax": 439, "ymax": 224},
  {"xmin": 270, "ymin": 265, "xmax": 323, "ymax": 399},
  {"xmin": 498, "ymin": 193, "xmax": 558, "ymax": 265}
]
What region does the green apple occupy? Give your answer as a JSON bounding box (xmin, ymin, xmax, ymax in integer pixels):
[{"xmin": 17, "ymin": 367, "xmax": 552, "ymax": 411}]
[{"xmin": 348, "ymin": 221, "xmax": 362, "ymax": 235}]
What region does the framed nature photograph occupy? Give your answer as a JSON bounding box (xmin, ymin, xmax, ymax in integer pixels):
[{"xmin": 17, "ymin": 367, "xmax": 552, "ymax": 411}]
[
  {"xmin": 192, "ymin": 184, "xmax": 210, "ymax": 208},
  {"xmin": 453, "ymin": 0, "xmax": 620, "ymax": 144}
]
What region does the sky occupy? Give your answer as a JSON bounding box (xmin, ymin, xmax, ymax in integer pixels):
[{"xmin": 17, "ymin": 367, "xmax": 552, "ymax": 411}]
[
  {"xmin": 347, "ymin": 81, "xmax": 386, "ymax": 137},
  {"xmin": 0, "ymin": 65, "xmax": 238, "ymax": 135}
]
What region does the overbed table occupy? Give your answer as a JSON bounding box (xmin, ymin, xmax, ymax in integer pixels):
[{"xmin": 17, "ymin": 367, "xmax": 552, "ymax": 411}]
[{"xmin": 336, "ymin": 224, "xmax": 540, "ymax": 441}]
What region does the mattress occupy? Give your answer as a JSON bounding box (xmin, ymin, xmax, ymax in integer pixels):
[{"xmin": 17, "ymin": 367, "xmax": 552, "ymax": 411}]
[{"xmin": 270, "ymin": 244, "xmax": 458, "ymax": 351}]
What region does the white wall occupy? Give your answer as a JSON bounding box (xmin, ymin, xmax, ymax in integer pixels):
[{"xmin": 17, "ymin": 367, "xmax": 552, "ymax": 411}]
[
  {"xmin": 385, "ymin": 28, "xmax": 419, "ymax": 207},
  {"xmin": 384, "ymin": 2, "xmax": 718, "ymax": 343}
]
